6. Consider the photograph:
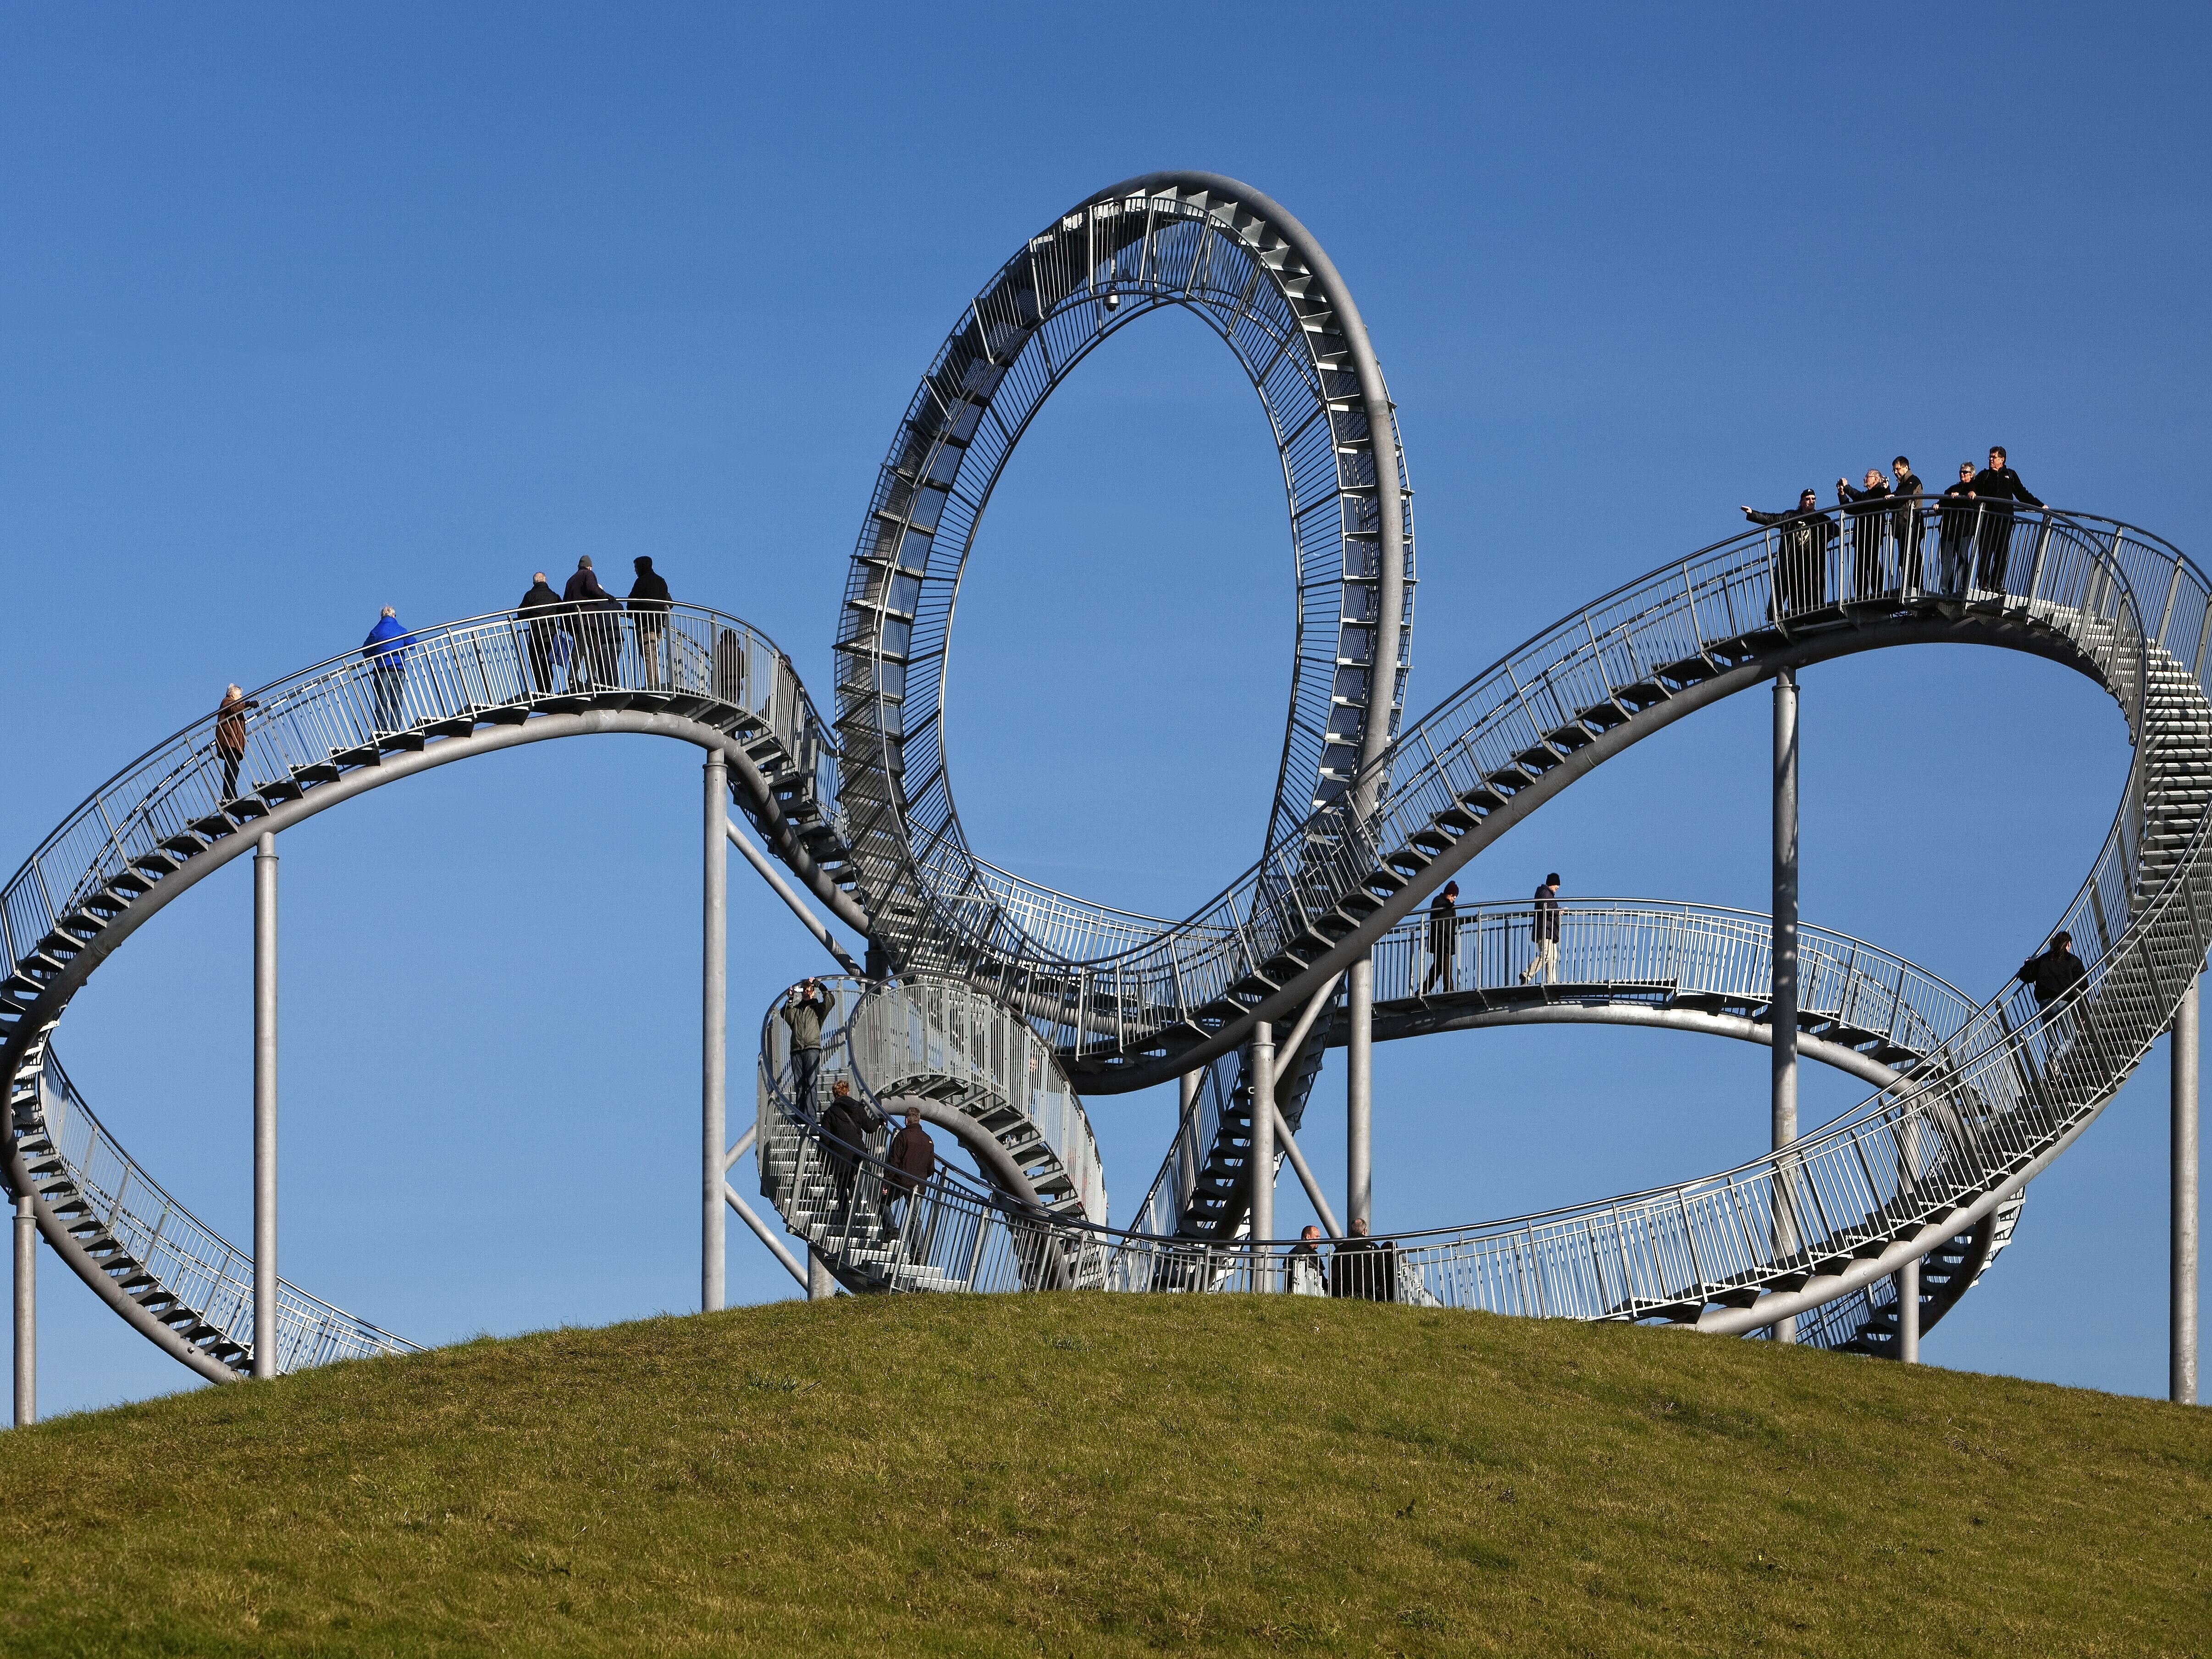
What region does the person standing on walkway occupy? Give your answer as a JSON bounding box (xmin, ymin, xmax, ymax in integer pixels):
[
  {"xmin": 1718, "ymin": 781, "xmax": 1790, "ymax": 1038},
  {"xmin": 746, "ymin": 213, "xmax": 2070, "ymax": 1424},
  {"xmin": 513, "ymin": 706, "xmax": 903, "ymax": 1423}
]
[
  {"xmin": 1938, "ymin": 462, "xmax": 1978, "ymax": 596},
  {"xmin": 213, "ymin": 683, "xmax": 258, "ymax": 802},
  {"xmin": 782, "ymin": 979, "xmax": 830, "ymax": 1109},
  {"xmin": 516, "ymin": 571, "xmax": 564, "ymax": 695},
  {"xmin": 1837, "ymin": 469, "xmax": 1891, "ymax": 601},
  {"xmin": 1970, "ymin": 446, "xmax": 2044, "ymax": 595},
  {"xmin": 1521, "ymin": 872, "xmax": 1562, "ymax": 985},
  {"xmin": 1743, "ymin": 490, "xmax": 1833, "ymax": 618},
  {"xmin": 884, "ymin": 1106, "xmax": 936, "ymax": 1242},
  {"xmin": 563, "ymin": 556, "xmax": 619, "ymax": 688},
  {"xmin": 1289, "ymin": 1224, "xmax": 1327, "ymax": 1295},
  {"xmin": 628, "ymin": 556, "xmax": 672, "ymax": 691},
  {"xmin": 1421, "ymin": 880, "xmax": 1461, "ymax": 993},
  {"xmin": 362, "ymin": 607, "xmax": 414, "ymax": 732},
  {"xmin": 1888, "ymin": 456, "xmax": 1924, "ymax": 594},
  {"xmin": 1330, "ymin": 1217, "xmax": 1399, "ymax": 1302}
]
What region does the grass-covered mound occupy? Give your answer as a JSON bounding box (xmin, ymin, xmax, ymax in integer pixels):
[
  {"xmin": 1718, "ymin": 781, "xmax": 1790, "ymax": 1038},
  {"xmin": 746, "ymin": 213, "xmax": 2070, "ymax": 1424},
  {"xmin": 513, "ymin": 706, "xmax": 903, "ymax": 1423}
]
[{"xmin": 0, "ymin": 1294, "xmax": 2206, "ymax": 1655}]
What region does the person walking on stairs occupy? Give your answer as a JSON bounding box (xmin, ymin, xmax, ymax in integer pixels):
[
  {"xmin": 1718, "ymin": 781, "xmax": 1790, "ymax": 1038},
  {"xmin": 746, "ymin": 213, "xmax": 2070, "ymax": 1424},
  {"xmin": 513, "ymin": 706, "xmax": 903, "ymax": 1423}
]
[
  {"xmin": 212, "ymin": 683, "xmax": 258, "ymax": 803},
  {"xmin": 884, "ymin": 1107, "xmax": 936, "ymax": 1244},
  {"xmin": 1521, "ymin": 873, "xmax": 1562, "ymax": 984},
  {"xmin": 517, "ymin": 571, "xmax": 564, "ymax": 695},
  {"xmin": 627, "ymin": 556, "xmax": 672, "ymax": 691},
  {"xmin": 361, "ymin": 607, "xmax": 414, "ymax": 733},
  {"xmin": 1421, "ymin": 881, "xmax": 1461, "ymax": 994},
  {"xmin": 1970, "ymin": 446, "xmax": 2043, "ymax": 595},
  {"xmin": 2018, "ymin": 930, "xmax": 2089, "ymax": 1051},
  {"xmin": 820, "ymin": 1078, "xmax": 875, "ymax": 1237},
  {"xmin": 782, "ymin": 979, "xmax": 830, "ymax": 1109}
]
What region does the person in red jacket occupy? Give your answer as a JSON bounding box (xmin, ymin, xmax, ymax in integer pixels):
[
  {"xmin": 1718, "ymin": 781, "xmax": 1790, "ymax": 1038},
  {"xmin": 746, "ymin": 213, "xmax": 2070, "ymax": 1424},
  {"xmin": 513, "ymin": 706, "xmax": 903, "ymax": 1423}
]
[{"xmin": 884, "ymin": 1107, "xmax": 936, "ymax": 1243}]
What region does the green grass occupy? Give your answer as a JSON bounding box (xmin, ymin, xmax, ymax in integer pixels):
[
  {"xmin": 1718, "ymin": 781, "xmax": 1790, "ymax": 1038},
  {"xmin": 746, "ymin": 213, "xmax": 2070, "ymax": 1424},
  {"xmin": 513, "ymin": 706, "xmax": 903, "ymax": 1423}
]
[{"xmin": 1, "ymin": 1295, "xmax": 2208, "ymax": 1656}]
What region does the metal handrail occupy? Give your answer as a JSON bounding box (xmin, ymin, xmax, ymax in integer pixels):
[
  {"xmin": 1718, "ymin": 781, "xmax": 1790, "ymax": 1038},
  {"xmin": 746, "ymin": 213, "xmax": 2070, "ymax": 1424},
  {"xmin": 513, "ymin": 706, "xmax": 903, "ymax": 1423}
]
[{"xmin": 0, "ymin": 600, "xmax": 841, "ymax": 1375}]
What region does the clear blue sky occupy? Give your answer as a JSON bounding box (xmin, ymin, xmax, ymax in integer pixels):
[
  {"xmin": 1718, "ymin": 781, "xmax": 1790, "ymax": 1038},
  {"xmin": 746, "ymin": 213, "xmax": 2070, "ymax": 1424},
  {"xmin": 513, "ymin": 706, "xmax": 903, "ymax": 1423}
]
[{"xmin": 4, "ymin": 3, "xmax": 2208, "ymax": 1415}]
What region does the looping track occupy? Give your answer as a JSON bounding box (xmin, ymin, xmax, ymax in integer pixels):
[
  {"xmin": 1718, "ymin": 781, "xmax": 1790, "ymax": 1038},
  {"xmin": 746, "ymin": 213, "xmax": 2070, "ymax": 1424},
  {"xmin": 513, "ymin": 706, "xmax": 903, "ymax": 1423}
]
[{"xmin": 5, "ymin": 173, "xmax": 2206, "ymax": 1378}]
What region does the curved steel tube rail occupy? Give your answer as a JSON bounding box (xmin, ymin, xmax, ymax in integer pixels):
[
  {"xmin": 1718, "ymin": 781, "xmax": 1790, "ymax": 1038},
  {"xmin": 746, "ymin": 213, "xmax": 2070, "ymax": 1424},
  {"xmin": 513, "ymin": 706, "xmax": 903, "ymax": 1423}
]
[
  {"xmin": 835, "ymin": 171, "xmax": 1415, "ymax": 980},
  {"xmin": 9, "ymin": 170, "xmax": 2206, "ymax": 1376},
  {"xmin": 0, "ymin": 603, "xmax": 863, "ymax": 1379}
]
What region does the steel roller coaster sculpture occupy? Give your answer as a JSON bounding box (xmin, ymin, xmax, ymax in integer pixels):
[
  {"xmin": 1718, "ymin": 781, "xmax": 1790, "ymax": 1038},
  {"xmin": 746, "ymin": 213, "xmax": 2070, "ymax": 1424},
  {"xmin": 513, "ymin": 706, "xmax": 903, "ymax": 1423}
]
[{"xmin": 3, "ymin": 172, "xmax": 2205, "ymax": 1391}]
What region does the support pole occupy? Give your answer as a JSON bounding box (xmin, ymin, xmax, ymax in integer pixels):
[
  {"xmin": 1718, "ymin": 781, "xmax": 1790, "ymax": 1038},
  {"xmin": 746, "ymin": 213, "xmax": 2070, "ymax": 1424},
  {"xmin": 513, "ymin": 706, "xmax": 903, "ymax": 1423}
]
[
  {"xmin": 1269, "ymin": 1103, "xmax": 1342, "ymax": 1238},
  {"xmin": 725, "ymin": 817, "xmax": 862, "ymax": 976},
  {"xmin": 1249, "ymin": 1021, "xmax": 1276, "ymax": 1286},
  {"xmin": 1772, "ymin": 669, "xmax": 1799, "ymax": 1345},
  {"xmin": 702, "ymin": 758, "xmax": 728, "ymax": 1315},
  {"xmin": 252, "ymin": 831, "xmax": 277, "ymax": 1379},
  {"xmin": 2175, "ymin": 973, "xmax": 2200, "ymax": 1405},
  {"xmin": 1897, "ymin": 1255, "xmax": 1919, "ymax": 1365},
  {"xmin": 1175, "ymin": 1070, "xmax": 1201, "ymax": 1217},
  {"xmin": 1347, "ymin": 953, "xmax": 1373, "ymax": 1233},
  {"xmin": 807, "ymin": 1246, "xmax": 835, "ymax": 1302},
  {"xmin": 12, "ymin": 1194, "xmax": 33, "ymax": 1427}
]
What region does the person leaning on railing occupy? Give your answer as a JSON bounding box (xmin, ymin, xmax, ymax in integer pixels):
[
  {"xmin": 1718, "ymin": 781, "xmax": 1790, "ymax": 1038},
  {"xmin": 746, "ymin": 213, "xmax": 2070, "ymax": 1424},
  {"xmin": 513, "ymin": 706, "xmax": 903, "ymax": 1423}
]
[
  {"xmin": 1886, "ymin": 457, "xmax": 1924, "ymax": 593},
  {"xmin": 1970, "ymin": 446, "xmax": 2043, "ymax": 594},
  {"xmin": 1329, "ymin": 1216, "xmax": 1398, "ymax": 1302},
  {"xmin": 1938, "ymin": 462, "xmax": 1979, "ymax": 596},
  {"xmin": 1742, "ymin": 489, "xmax": 1833, "ymax": 619},
  {"xmin": 1837, "ymin": 469, "xmax": 1891, "ymax": 603}
]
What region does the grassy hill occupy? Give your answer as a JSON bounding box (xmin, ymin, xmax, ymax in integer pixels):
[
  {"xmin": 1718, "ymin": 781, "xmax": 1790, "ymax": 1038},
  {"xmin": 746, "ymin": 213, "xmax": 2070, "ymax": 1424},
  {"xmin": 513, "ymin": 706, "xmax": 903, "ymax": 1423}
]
[{"xmin": 0, "ymin": 1295, "xmax": 2207, "ymax": 1656}]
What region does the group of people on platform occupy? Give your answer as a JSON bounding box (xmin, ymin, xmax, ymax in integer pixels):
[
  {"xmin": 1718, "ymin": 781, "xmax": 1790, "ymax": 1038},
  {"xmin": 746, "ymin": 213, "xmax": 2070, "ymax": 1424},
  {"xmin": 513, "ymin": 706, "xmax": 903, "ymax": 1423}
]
[
  {"xmin": 1288, "ymin": 1219, "xmax": 1402, "ymax": 1300},
  {"xmin": 779, "ymin": 980, "xmax": 941, "ymax": 1250},
  {"xmin": 1742, "ymin": 446, "xmax": 2045, "ymax": 615}
]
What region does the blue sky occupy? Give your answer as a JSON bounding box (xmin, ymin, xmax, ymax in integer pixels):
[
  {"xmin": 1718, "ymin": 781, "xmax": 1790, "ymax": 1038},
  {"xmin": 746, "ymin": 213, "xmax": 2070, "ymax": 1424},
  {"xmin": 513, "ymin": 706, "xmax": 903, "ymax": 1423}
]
[{"xmin": 3, "ymin": 3, "xmax": 2208, "ymax": 1414}]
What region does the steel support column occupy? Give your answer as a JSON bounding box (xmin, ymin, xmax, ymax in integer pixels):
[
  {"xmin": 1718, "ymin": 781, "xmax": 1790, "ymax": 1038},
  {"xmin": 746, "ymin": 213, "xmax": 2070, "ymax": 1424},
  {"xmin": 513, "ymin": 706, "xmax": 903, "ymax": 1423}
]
[
  {"xmin": 702, "ymin": 758, "xmax": 728, "ymax": 1315},
  {"xmin": 1347, "ymin": 953, "xmax": 1373, "ymax": 1232},
  {"xmin": 12, "ymin": 1194, "xmax": 32, "ymax": 1427},
  {"xmin": 1250, "ymin": 1021, "xmax": 1276, "ymax": 1284},
  {"xmin": 2175, "ymin": 973, "xmax": 2200, "ymax": 1405},
  {"xmin": 1771, "ymin": 669, "xmax": 1799, "ymax": 1345},
  {"xmin": 807, "ymin": 1246, "xmax": 835, "ymax": 1302},
  {"xmin": 252, "ymin": 831, "xmax": 277, "ymax": 1379},
  {"xmin": 1897, "ymin": 1255, "xmax": 1919, "ymax": 1365}
]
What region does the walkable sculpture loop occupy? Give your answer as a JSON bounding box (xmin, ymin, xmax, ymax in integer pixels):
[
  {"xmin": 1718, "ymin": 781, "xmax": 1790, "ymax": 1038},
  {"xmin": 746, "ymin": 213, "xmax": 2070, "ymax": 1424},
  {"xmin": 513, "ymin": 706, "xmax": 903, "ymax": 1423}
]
[{"xmin": 4, "ymin": 173, "xmax": 2206, "ymax": 1384}]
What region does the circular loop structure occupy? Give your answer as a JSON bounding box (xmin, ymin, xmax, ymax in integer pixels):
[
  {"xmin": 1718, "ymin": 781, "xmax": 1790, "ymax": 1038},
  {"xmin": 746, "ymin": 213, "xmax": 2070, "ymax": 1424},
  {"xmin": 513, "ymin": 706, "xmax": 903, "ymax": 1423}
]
[
  {"xmin": 834, "ymin": 172, "xmax": 1415, "ymax": 979},
  {"xmin": 5, "ymin": 172, "xmax": 2209, "ymax": 1385}
]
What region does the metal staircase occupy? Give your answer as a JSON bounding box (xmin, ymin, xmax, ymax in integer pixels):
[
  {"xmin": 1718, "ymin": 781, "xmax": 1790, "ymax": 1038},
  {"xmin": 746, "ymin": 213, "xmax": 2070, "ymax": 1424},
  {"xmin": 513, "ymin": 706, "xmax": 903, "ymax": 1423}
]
[{"xmin": 0, "ymin": 604, "xmax": 851, "ymax": 1379}]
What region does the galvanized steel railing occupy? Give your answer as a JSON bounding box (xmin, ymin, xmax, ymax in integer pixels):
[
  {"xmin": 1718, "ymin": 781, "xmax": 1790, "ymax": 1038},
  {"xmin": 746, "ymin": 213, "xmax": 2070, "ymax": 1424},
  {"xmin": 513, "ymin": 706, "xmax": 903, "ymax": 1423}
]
[
  {"xmin": 1124, "ymin": 900, "xmax": 1980, "ymax": 1242},
  {"xmin": 0, "ymin": 601, "xmax": 838, "ymax": 1375},
  {"xmin": 29, "ymin": 1048, "xmax": 416, "ymax": 1370}
]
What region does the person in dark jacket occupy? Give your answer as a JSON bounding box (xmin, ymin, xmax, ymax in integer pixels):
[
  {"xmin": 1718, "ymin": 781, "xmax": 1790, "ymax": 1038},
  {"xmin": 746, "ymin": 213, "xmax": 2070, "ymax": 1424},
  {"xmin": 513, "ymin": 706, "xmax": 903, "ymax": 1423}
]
[
  {"xmin": 1521, "ymin": 872, "xmax": 1562, "ymax": 985},
  {"xmin": 516, "ymin": 571, "xmax": 564, "ymax": 695},
  {"xmin": 1330, "ymin": 1217, "xmax": 1399, "ymax": 1302},
  {"xmin": 1743, "ymin": 490, "xmax": 1834, "ymax": 618},
  {"xmin": 362, "ymin": 607, "xmax": 415, "ymax": 732},
  {"xmin": 781, "ymin": 979, "xmax": 830, "ymax": 1108},
  {"xmin": 819, "ymin": 1077, "xmax": 874, "ymax": 1234},
  {"xmin": 1888, "ymin": 456, "xmax": 1925, "ymax": 594},
  {"xmin": 1837, "ymin": 469, "xmax": 1891, "ymax": 602},
  {"xmin": 883, "ymin": 1107, "xmax": 936, "ymax": 1241},
  {"xmin": 1421, "ymin": 880, "xmax": 1461, "ymax": 993},
  {"xmin": 563, "ymin": 556, "xmax": 619, "ymax": 688},
  {"xmin": 1970, "ymin": 446, "xmax": 2044, "ymax": 595},
  {"xmin": 1938, "ymin": 462, "xmax": 1979, "ymax": 596},
  {"xmin": 627, "ymin": 556, "xmax": 672, "ymax": 691},
  {"xmin": 2018, "ymin": 932, "xmax": 2088, "ymax": 1009},
  {"xmin": 213, "ymin": 683, "xmax": 258, "ymax": 802}
]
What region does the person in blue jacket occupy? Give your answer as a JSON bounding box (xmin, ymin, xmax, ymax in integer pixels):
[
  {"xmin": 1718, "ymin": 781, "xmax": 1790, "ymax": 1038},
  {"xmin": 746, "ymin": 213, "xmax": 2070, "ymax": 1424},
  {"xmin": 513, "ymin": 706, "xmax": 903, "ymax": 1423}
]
[{"xmin": 362, "ymin": 606, "xmax": 415, "ymax": 732}]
